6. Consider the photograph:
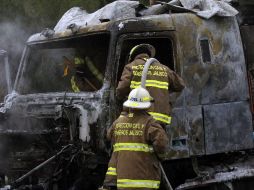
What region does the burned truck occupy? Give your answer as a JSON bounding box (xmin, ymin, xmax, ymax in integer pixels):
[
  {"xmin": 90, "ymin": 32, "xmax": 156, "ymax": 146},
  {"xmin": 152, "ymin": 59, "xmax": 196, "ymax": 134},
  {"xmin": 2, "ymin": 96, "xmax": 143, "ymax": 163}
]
[{"xmin": 0, "ymin": 0, "xmax": 254, "ymax": 190}]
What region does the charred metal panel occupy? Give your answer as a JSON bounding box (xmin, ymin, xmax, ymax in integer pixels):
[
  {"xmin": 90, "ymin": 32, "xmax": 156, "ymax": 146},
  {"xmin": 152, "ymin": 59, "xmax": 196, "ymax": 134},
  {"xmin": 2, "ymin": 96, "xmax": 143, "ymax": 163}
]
[
  {"xmin": 27, "ymin": 22, "xmax": 111, "ymax": 43},
  {"xmin": 115, "ymin": 15, "xmax": 175, "ymax": 33},
  {"xmin": 163, "ymin": 107, "xmax": 189, "ymax": 160},
  {"xmin": 204, "ymin": 101, "xmax": 253, "ymax": 155},
  {"xmin": 163, "ymin": 105, "xmax": 204, "ymax": 160},
  {"xmin": 186, "ymin": 106, "xmax": 205, "ymax": 156},
  {"xmin": 172, "ymin": 14, "xmax": 249, "ymax": 107}
]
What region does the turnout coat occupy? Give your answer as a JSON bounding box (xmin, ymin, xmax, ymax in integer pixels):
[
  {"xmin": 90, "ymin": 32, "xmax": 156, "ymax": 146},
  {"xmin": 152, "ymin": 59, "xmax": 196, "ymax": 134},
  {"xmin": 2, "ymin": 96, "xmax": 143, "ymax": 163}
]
[
  {"xmin": 106, "ymin": 110, "xmax": 169, "ymax": 190},
  {"xmin": 116, "ymin": 54, "xmax": 185, "ymax": 125}
]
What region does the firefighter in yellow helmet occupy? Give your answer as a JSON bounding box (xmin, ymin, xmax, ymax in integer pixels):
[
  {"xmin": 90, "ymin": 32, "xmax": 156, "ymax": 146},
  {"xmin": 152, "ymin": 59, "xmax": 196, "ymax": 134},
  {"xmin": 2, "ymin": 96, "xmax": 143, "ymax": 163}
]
[
  {"xmin": 102, "ymin": 87, "xmax": 169, "ymax": 190},
  {"xmin": 117, "ymin": 44, "xmax": 185, "ymax": 127}
]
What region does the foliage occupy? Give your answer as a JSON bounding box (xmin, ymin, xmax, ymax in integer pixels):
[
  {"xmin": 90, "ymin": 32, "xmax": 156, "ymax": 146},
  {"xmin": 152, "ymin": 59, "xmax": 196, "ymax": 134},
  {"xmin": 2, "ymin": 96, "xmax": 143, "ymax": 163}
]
[{"xmin": 0, "ymin": 0, "xmax": 114, "ymax": 31}]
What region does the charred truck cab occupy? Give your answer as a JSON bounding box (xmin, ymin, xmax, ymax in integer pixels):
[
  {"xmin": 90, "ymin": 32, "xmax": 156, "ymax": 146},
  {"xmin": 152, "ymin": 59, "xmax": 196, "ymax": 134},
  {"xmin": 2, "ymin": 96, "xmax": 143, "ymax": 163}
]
[{"xmin": 0, "ymin": 6, "xmax": 254, "ymax": 190}]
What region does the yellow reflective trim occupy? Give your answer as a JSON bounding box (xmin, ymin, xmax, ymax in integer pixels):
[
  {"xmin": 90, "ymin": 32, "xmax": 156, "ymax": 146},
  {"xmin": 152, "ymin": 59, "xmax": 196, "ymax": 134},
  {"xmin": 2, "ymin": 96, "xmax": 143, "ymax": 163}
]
[
  {"xmin": 84, "ymin": 57, "xmax": 103, "ymax": 82},
  {"xmin": 117, "ymin": 179, "xmax": 160, "ymax": 189},
  {"xmin": 149, "ymin": 112, "xmax": 171, "ymax": 124},
  {"xmin": 147, "ymin": 80, "xmax": 168, "ymax": 85},
  {"xmin": 130, "ymin": 80, "xmax": 168, "ymax": 90},
  {"xmin": 106, "ymin": 167, "xmax": 117, "ymax": 176},
  {"xmin": 142, "ymin": 96, "xmax": 151, "ymax": 101},
  {"xmin": 152, "ymin": 117, "xmax": 170, "ymax": 124},
  {"xmin": 130, "ymin": 81, "xmax": 141, "ymax": 89},
  {"xmin": 113, "ymin": 143, "xmax": 153, "ymax": 153},
  {"xmin": 107, "ymin": 172, "xmax": 117, "ymax": 175},
  {"xmin": 131, "ymin": 80, "xmax": 168, "ymax": 85},
  {"xmin": 149, "ymin": 112, "xmax": 171, "ymax": 118},
  {"xmin": 106, "ymin": 171, "xmax": 117, "ymax": 175},
  {"xmin": 130, "ymin": 45, "xmax": 139, "ymax": 56},
  {"xmin": 74, "ymin": 57, "xmax": 84, "ymax": 65},
  {"xmin": 130, "ymin": 84, "xmax": 140, "ymax": 89},
  {"xmin": 71, "ymin": 76, "xmax": 80, "ymax": 92},
  {"xmin": 74, "ymin": 57, "xmax": 103, "ymax": 82},
  {"xmin": 145, "ymin": 83, "xmax": 168, "ymax": 90},
  {"xmin": 128, "ymin": 102, "xmax": 139, "ymax": 107},
  {"xmin": 130, "ymin": 81, "xmax": 141, "ymax": 84},
  {"xmin": 130, "ymin": 84, "xmax": 168, "ymax": 90},
  {"xmin": 108, "ymin": 167, "xmax": 116, "ymax": 171}
]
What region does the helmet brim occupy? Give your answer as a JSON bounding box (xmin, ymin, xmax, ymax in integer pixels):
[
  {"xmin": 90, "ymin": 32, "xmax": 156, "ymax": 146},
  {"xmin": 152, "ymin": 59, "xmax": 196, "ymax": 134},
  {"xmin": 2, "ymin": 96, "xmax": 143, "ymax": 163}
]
[
  {"xmin": 123, "ymin": 100, "xmax": 151, "ymax": 109},
  {"xmin": 129, "ymin": 44, "xmax": 156, "ymax": 62}
]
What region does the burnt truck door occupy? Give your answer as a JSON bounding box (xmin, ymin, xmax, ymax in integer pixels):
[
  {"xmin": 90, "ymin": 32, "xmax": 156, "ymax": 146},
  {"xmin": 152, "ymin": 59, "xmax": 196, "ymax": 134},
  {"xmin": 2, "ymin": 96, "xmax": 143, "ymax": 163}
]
[
  {"xmin": 114, "ymin": 31, "xmax": 190, "ymax": 159},
  {"xmin": 172, "ymin": 14, "xmax": 253, "ymax": 157}
]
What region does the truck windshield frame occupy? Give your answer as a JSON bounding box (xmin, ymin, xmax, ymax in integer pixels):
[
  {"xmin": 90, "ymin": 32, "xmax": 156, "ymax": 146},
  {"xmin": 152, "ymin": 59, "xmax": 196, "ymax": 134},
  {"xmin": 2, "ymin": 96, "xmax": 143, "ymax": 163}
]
[{"xmin": 15, "ymin": 33, "xmax": 110, "ymax": 95}]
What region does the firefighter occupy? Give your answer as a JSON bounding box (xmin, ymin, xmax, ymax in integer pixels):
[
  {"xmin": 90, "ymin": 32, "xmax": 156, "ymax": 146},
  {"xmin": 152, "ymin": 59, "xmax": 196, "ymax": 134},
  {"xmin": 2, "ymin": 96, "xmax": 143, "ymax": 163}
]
[
  {"xmin": 63, "ymin": 56, "xmax": 103, "ymax": 92},
  {"xmin": 102, "ymin": 87, "xmax": 169, "ymax": 190},
  {"xmin": 116, "ymin": 44, "xmax": 185, "ymax": 127}
]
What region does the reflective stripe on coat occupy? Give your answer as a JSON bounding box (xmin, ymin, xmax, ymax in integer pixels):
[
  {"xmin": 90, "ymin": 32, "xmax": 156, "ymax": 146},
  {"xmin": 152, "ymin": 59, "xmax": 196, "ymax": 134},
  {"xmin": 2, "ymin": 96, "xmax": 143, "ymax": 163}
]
[
  {"xmin": 104, "ymin": 152, "xmax": 117, "ymax": 187},
  {"xmin": 116, "ymin": 54, "xmax": 185, "ymax": 124},
  {"xmin": 107, "ymin": 111, "xmax": 169, "ymax": 190}
]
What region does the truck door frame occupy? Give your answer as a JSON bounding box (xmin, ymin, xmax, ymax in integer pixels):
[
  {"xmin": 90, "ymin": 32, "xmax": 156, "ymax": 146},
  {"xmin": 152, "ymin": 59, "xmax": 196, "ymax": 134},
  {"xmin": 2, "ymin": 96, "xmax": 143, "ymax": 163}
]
[{"xmin": 112, "ymin": 31, "xmax": 180, "ymax": 120}]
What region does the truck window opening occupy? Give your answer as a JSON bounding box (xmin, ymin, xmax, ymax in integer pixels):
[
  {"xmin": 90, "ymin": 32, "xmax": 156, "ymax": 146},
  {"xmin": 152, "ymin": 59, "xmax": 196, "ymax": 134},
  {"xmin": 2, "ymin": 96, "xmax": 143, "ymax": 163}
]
[
  {"xmin": 17, "ymin": 33, "xmax": 110, "ymax": 94},
  {"xmin": 200, "ymin": 39, "xmax": 211, "ymax": 63}
]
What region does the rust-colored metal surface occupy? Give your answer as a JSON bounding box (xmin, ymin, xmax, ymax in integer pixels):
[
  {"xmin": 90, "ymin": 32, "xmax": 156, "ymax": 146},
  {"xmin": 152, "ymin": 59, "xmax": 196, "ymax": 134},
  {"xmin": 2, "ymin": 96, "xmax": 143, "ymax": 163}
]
[{"xmin": 168, "ymin": 14, "xmax": 253, "ymax": 158}]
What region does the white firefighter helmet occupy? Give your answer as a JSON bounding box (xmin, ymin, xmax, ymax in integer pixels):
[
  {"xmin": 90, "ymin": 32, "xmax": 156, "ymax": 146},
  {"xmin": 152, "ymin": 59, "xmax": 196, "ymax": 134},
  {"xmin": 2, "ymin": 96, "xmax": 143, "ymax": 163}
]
[{"xmin": 123, "ymin": 87, "xmax": 153, "ymax": 109}]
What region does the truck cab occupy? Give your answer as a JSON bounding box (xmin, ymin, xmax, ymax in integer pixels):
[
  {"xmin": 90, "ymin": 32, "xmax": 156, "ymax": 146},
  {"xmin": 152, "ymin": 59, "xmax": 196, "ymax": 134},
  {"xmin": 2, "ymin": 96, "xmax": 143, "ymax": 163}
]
[{"xmin": 0, "ymin": 5, "xmax": 253, "ymax": 190}]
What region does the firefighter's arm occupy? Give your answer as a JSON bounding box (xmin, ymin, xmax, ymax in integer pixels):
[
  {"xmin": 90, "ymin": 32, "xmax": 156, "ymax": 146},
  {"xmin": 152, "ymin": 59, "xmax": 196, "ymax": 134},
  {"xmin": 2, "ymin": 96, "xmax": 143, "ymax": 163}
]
[
  {"xmin": 116, "ymin": 64, "xmax": 132, "ymax": 100},
  {"xmin": 107, "ymin": 120, "xmax": 117, "ymax": 143},
  {"xmin": 168, "ymin": 69, "xmax": 185, "ymax": 92},
  {"xmin": 106, "ymin": 124, "xmax": 115, "ymax": 143},
  {"xmin": 147, "ymin": 120, "xmax": 169, "ymax": 154}
]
